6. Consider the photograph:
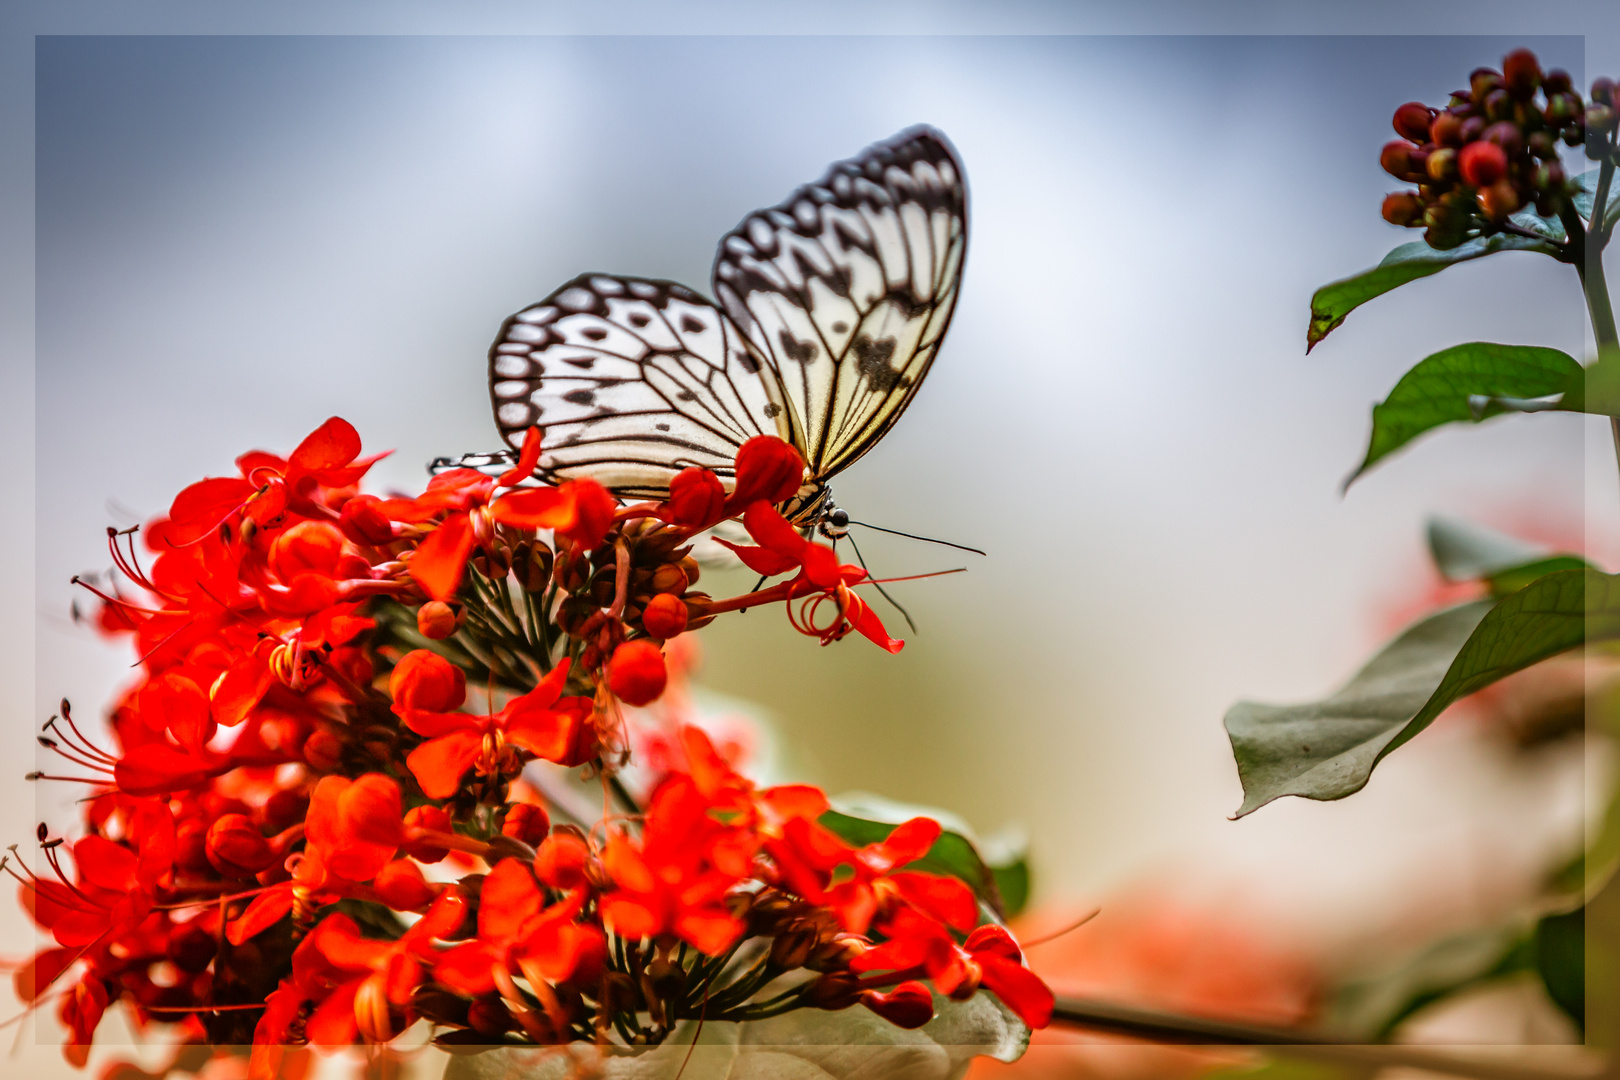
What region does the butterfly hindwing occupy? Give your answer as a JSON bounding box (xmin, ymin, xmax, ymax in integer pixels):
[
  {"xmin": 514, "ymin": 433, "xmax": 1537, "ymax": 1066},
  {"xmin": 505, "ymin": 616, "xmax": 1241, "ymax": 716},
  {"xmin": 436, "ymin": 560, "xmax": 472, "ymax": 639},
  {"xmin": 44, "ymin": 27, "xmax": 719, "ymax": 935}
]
[
  {"xmin": 488, "ymin": 274, "xmax": 795, "ymax": 498},
  {"xmin": 711, "ymin": 126, "xmax": 967, "ymax": 480}
]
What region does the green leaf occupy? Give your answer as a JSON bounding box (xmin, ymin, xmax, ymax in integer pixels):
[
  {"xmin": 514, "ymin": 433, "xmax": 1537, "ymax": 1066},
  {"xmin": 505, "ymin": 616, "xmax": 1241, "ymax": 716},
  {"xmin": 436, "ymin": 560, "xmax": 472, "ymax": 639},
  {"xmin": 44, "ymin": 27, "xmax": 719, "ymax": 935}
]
[
  {"xmin": 1573, "ymin": 167, "xmax": 1601, "ymax": 220},
  {"xmin": 819, "ymin": 798, "xmax": 1019, "ymax": 918},
  {"xmin": 1535, "ymin": 906, "xmax": 1584, "ymax": 1032},
  {"xmin": 1426, "ymin": 516, "xmax": 1550, "ymax": 581},
  {"xmin": 1307, "ymin": 235, "xmax": 1561, "ymax": 351},
  {"xmin": 990, "ymin": 858, "xmax": 1031, "ymax": 919},
  {"xmin": 1424, "ymin": 517, "xmax": 1591, "ymax": 597},
  {"xmin": 1347, "ymin": 343, "xmax": 1581, "ymax": 483},
  {"xmin": 1226, "ymin": 569, "xmax": 1620, "ymax": 816},
  {"xmin": 1561, "ymin": 343, "xmax": 1620, "ymax": 417}
]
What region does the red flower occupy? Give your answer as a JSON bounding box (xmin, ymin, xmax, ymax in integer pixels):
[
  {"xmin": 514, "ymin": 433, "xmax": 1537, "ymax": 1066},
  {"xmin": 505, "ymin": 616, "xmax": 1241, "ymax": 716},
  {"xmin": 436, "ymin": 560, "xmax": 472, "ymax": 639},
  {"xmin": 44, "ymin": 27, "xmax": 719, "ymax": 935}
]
[
  {"xmin": 434, "ymin": 859, "xmax": 606, "ymax": 996},
  {"xmin": 851, "ymin": 908, "xmax": 1054, "ymax": 1030},
  {"xmin": 769, "ymin": 816, "xmax": 975, "ymax": 936},
  {"xmin": 393, "ymin": 653, "xmax": 598, "ymax": 798}
]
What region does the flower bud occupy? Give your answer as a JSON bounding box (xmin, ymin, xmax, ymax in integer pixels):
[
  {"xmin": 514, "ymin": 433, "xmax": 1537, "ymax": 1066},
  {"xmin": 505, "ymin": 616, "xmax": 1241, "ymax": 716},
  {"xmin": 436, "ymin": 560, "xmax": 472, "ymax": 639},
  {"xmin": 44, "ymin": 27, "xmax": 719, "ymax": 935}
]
[
  {"xmin": 769, "ymin": 925, "xmax": 820, "ymax": 970},
  {"xmin": 607, "ymin": 640, "xmax": 667, "ymax": 706},
  {"xmin": 1594, "ymin": 77, "xmax": 1616, "ymax": 106},
  {"xmin": 1482, "ymin": 120, "xmax": 1524, "ymax": 156},
  {"xmin": 501, "ymin": 803, "xmax": 551, "ymax": 847},
  {"xmin": 861, "ymin": 981, "xmax": 935, "ymax": 1030},
  {"xmin": 269, "ymin": 521, "xmax": 346, "ymax": 582},
  {"xmin": 1533, "ymin": 160, "xmax": 1566, "ymax": 195},
  {"xmin": 206, "ymin": 814, "xmax": 275, "ymax": 877},
  {"xmin": 375, "ymin": 859, "xmax": 436, "ymax": 911},
  {"xmin": 389, "ymin": 649, "xmax": 467, "ymax": 713},
  {"xmin": 262, "ymin": 789, "xmax": 309, "ymax": 834},
  {"xmin": 416, "ymin": 600, "xmax": 460, "ymax": 640},
  {"xmin": 1527, "ymin": 131, "xmax": 1556, "ymax": 159},
  {"xmin": 402, "ymin": 804, "xmax": 452, "ymax": 863},
  {"xmin": 641, "ymin": 593, "xmax": 689, "ymax": 640},
  {"xmin": 1425, "ymin": 147, "xmax": 1458, "ymax": 182},
  {"xmin": 805, "ymin": 972, "xmax": 863, "ymax": 1011},
  {"xmin": 1482, "ymin": 88, "xmax": 1511, "ymax": 121},
  {"xmin": 1430, "ymin": 112, "xmax": 1465, "ymax": 146},
  {"xmin": 1546, "ymin": 93, "xmax": 1579, "ymax": 126},
  {"xmin": 1544, "ymin": 69, "xmax": 1572, "ymax": 95},
  {"xmin": 304, "ymin": 731, "xmax": 345, "ymax": 773},
  {"xmin": 1502, "ymin": 48, "xmax": 1541, "ymax": 98},
  {"xmin": 1459, "ymin": 116, "xmax": 1486, "ymax": 143},
  {"xmin": 338, "ymin": 495, "xmax": 395, "ymax": 546},
  {"xmin": 649, "ymin": 563, "xmax": 688, "ymax": 596},
  {"xmin": 169, "ymin": 923, "xmax": 218, "ymax": 974},
  {"xmin": 466, "ymin": 997, "xmax": 515, "ymax": 1036},
  {"xmin": 1590, "ymin": 104, "xmax": 1617, "ymax": 135},
  {"xmin": 1381, "ymin": 192, "xmax": 1424, "ymax": 227},
  {"xmin": 668, "ymin": 467, "xmax": 727, "ymax": 528},
  {"xmin": 1470, "ymin": 68, "xmax": 1503, "ymax": 102},
  {"xmin": 678, "ymin": 555, "xmax": 701, "ymax": 586},
  {"xmin": 175, "ymin": 822, "xmax": 213, "ymax": 876},
  {"xmin": 1379, "ymin": 141, "xmax": 1414, "ymax": 180},
  {"xmin": 1392, "ymin": 102, "xmax": 1433, "ymax": 141},
  {"xmin": 1478, "ymin": 176, "xmax": 1521, "ymax": 219},
  {"xmin": 1459, "ymin": 140, "xmax": 1507, "ymax": 186},
  {"xmin": 535, "ymin": 832, "xmax": 590, "ymax": 889}
]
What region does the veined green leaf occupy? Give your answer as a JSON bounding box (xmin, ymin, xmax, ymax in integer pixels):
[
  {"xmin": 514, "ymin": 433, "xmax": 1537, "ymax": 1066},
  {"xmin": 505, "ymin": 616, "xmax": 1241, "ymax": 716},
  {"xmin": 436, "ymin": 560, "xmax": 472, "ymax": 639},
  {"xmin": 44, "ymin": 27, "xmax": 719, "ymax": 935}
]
[
  {"xmin": 1346, "ymin": 343, "xmax": 1581, "ymax": 484},
  {"xmin": 1227, "ymin": 570, "xmax": 1620, "ymax": 816},
  {"xmin": 1573, "ymin": 167, "xmax": 1601, "ymax": 220},
  {"xmin": 1307, "ymin": 235, "xmax": 1561, "ymax": 351},
  {"xmin": 1426, "ymin": 516, "xmax": 1550, "ymax": 581}
]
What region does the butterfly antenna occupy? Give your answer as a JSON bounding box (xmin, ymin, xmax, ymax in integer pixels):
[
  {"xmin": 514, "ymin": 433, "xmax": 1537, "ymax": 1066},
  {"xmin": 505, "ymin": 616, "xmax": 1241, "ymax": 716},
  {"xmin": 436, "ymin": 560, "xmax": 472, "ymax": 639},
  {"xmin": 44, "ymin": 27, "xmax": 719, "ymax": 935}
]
[
  {"xmin": 844, "ymin": 531, "xmax": 917, "ymax": 635},
  {"xmin": 846, "ymin": 520, "xmax": 986, "ymax": 557}
]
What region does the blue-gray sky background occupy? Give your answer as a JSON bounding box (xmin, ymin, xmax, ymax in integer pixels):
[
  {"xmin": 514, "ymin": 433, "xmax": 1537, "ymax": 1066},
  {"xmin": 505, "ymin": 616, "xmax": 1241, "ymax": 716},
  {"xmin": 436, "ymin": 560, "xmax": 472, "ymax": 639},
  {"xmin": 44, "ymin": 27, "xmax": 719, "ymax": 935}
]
[{"xmin": 4, "ymin": 6, "xmax": 1618, "ymax": 1067}]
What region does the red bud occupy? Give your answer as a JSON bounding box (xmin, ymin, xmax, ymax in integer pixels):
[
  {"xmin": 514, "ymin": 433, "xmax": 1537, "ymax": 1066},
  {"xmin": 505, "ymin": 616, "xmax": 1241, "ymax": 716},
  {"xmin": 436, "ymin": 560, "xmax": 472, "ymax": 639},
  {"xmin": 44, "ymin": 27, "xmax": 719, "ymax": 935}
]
[
  {"xmin": 641, "ymin": 593, "xmax": 689, "ymax": 640},
  {"xmin": 1459, "ymin": 140, "xmax": 1507, "ymax": 186},
  {"xmin": 206, "ymin": 814, "xmax": 274, "ymax": 877},
  {"xmin": 607, "ymin": 640, "xmax": 668, "ymax": 706}
]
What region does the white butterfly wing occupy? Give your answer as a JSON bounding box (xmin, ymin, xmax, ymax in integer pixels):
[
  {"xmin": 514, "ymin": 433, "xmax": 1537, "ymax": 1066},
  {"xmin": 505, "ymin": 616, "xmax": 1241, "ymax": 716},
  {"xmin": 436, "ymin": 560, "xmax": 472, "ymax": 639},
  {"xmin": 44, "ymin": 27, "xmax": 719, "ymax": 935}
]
[
  {"xmin": 488, "ymin": 274, "xmax": 796, "ymax": 498},
  {"xmin": 712, "ymin": 126, "xmax": 967, "ymax": 480}
]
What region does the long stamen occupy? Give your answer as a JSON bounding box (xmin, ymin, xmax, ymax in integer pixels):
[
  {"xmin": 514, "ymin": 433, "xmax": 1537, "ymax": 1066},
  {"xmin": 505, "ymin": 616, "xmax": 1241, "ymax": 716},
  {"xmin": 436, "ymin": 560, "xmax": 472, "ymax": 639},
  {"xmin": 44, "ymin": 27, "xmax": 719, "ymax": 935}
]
[
  {"xmin": 70, "ymin": 576, "xmax": 161, "ymax": 621},
  {"xmin": 48, "ymin": 704, "xmax": 120, "ymax": 766},
  {"xmin": 35, "ymin": 737, "xmax": 114, "ymax": 776}
]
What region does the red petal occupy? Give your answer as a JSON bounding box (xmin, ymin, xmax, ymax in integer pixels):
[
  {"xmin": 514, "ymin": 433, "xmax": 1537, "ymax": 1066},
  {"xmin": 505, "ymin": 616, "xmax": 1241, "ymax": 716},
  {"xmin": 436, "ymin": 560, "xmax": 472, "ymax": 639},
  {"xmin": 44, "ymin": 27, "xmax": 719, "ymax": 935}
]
[
  {"xmin": 228, "ymin": 887, "xmax": 293, "ymax": 945},
  {"xmin": 478, "ymin": 859, "xmax": 545, "ymax": 945},
  {"xmin": 891, "ymin": 872, "xmax": 978, "ymax": 933},
  {"xmin": 845, "ymin": 590, "xmax": 904, "ymax": 653},
  {"xmin": 165, "ymin": 476, "xmax": 255, "ymax": 544},
  {"xmin": 675, "ymin": 909, "xmax": 745, "ymax": 956},
  {"xmin": 406, "ymin": 730, "xmax": 482, "ymax": 801},
  {"xmin": 288, "ymin": 416, "xmax": 362, "ymax": 474},
  {"xmin": 599, "ymin": 894, "xmax": 662, "ymax": 940},
  {"xmin": 115, "ymin": 743, "xmax": 229, "ymax": 796},
  {"xmin": 978, "ymin": 953, "xmax": 1054, "ymax": 1028},
  {"xmin": 875, "ymin": 818, "xmax": 940, "ymax": 867},
  {"xmin": 72, "ymin": 835, "xmax": 138, "ymax": 894},
  {"xmin": 712, "ymin": 538, "xmax": 798, "ymax": 577},
  {"xmin": 409, "ymin": 512, "xmax": 477, "ymax": 602},
  {"xmin": 497, "ymin": 426, "xmax": 544, "ymax": 488},
  {"xmin": 434, "ymin": 941, "xmax": 498, "ymax": 995},
  {"xmin": 14, "ymin": 947, "xmax": 75, "ymax": 1002},
  {"xmin": 211, "ymin": 652, "xmax": 273, "ymax": 727}
]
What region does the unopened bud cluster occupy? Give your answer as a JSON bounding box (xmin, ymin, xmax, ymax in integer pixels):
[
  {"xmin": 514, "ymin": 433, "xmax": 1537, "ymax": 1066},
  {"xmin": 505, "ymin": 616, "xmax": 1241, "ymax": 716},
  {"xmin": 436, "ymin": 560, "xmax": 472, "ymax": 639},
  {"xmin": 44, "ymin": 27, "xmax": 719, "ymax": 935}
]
[{"xmin": 1379, "ymin": 49, "xmax": 1614, "ymax": 249}]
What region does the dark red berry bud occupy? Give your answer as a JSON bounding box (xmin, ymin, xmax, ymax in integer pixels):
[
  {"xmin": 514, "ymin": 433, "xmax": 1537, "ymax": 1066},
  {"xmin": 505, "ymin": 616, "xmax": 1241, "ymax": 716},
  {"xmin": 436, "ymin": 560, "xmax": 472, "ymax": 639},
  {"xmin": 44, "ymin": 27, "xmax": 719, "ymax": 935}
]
[
  {"xmin": 1382, "ymin": 192, "xmax": 1424, "ymax": 228},
  {"xmin": 1482, "ymin": 121, "xmax": 1524, "ymax": 156},
  {"xmin": 500, "ymin": 802, "xmax": 551, "ymax": 847},
  {"xmin": 416, "ymin": 600, "xmax": 460, "ymax": 640},
  {"xmin": 1426, "ymin": 147, "xmax": 1458, "ymax": 182},
  {"xmin": 1393, "ymin": 102, "xmax": 1433, "ymax": 142},
  {"xmin": 1543, "ymin": 69, "xmax": 1572, "ymax": 95},
  {"xmin": 1424, "ymin": 223, "xmax": 1467, "ymax": 251},
  {"xmin": 641, "ymin": 593, "xmax": 689, "ymax": 639},
  {"xmin": 1379, "ymin": 141, "xmax": 1413, "ymax": 179},
  {"xmin": 1430, "ymin": 112, "xmax": 1465, "ymax": 146},
  {"xmin": 1478, "ymin": 177, "xmax": 1521, "ymax": 220},
  {"xmin": 1593, "ymin": 77, "xmax": 1616, "ymax": 106},
  {"xmin": 1589, "ymin": 104, "xmax": 1616, "ymax": 135},
  {"xmin": 1483, "ymin": 89, "xmax": 1512, "ymax": 121},
  {"xmin": 1459, "ymin": 116, "xmax": 1486, "ymax": 143},
  {"xmin": 206, "ymin": 814, "xmax": 274, "ymax": 878},
  {"xmin": 1459, "ymin": 140, "xmax": 1507, "ymax": 186},
  {"xmin": 1528, "ymin": 131, "xmax": 1556, "ymax": 159},
  {"xmin": 1470, "ymin": 68, "xmax": 1503, "ymax": 101},
  {"xmin": 1546, "ymin": 93, "xmax": 1578, "ymax": 125},
  {"xmin": 1533, "ymin": 161, "xmax": 1566, "ymax": 193},
  {"xmin": 1502, "ymin": 49, "xmax": 1541, "ymax": 98}
]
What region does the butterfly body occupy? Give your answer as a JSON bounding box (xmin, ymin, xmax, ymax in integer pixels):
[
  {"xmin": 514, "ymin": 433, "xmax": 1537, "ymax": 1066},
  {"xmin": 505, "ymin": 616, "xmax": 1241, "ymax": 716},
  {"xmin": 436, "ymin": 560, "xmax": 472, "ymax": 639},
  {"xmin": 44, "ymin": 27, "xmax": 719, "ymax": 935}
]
[{"xmin": 479, "ymin": 126, "xmax": 968, "ymax": 534}]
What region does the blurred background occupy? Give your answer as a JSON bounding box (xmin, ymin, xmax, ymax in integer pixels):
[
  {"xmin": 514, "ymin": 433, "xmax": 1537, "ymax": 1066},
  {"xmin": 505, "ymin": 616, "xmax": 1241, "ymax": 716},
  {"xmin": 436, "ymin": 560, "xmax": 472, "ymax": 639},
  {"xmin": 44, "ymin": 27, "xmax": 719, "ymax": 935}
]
[{"xmin": 6, "ymin": 23, "xmax": 1620, "ymax": 1079}]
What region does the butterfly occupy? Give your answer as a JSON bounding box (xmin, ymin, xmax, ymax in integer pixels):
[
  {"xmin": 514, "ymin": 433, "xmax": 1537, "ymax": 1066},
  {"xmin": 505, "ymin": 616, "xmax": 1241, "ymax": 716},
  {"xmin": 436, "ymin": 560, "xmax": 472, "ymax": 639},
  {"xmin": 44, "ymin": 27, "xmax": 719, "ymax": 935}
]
[{"xmin": 475, "ymin": 125, "xmax": 967, "ymax": 540}]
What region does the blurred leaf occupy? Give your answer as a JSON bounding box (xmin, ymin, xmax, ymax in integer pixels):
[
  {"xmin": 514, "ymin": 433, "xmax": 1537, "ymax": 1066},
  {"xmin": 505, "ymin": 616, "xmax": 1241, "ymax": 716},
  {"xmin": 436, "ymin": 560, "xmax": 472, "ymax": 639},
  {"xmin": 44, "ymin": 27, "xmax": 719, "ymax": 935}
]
[
  {"xmin": 820, "ymin": 798, "xmax": 1018, "ymax": 918},
  {"xmin": 1535, "ymin": 906, "xmax": 1584, "ymax": 1033},
  {"xmin": 1346, "ymin": 343, "xmax": 1581, "ymax": 483},
  {"xmin": 1227, "ymin": 569, "xmax": 1620, "ymax": 816},
  {"xmin": 1561, "ymin": 343, "xmax": 1620, "ymax": 417},
  {"xmin": 1510, "ymin": 206, "xmax": 1565, "ymax": 241},
  {"xmin": 1426, "ymin": 516, "xmax": 1551, "ymax": 581},
  {"xmin": 1573, "ymin": 167, "xmax": 1601, "ymax": 220},
  {"xmin": 1307, "ymin": 235, "xmax": 1561, "ymax": 350},
  {"xmin": 990, "ymin": 858, "xmax": 1031, "ymax": 919}
]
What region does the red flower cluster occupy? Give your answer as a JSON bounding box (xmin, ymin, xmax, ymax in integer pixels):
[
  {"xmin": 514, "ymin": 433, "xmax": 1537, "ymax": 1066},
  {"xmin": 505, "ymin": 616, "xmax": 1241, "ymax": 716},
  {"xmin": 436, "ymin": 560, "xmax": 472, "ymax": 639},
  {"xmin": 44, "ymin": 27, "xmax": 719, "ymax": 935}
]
[{"xmin": 13, "ymin": 418, "xmax": 1040, "ymax": 1075}]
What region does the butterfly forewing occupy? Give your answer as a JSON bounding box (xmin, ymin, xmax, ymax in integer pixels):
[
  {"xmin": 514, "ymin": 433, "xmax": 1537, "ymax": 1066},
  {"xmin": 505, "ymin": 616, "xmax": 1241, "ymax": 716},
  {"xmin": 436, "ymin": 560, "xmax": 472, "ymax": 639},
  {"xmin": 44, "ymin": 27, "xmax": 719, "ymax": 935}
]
[
  {"xmin": 712, "ymin": 126, "xmax": 967, "ymax": 480},
  {"xmin": 488, "ymin": 274, "xmax": 796, "ymax": 498}
]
